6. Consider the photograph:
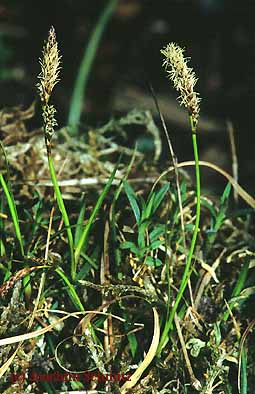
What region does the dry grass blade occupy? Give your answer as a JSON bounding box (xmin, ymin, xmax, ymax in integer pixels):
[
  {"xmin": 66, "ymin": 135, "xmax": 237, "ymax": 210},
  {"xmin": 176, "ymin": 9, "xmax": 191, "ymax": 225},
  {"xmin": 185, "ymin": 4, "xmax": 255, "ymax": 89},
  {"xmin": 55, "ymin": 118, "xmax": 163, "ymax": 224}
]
[
  {"xmin": 120, "ymin": 307, "xmax": 160, "ymax": 393},
  {"xmin": 174, "ymin": 313, "xmax": 201, "ymax": 390},
  {"xmin": 227, "ymin": 120, "xmax": 239, "ymax": 203},
  {"xmin": 238, "ymin": 319, "xmax": 255, "ymax": 393},
  {"xmin": 194, "ymin": 249, "xmax": 226, "ymax": 309},
  {"xmin": 0, "ymin": 312, "xmax": 83, "ymax": 347},
  {"xmin": 29, "ymin": 205, "xmax": 55, "ymax": 329},
  {"xmin": 0, "ymin": 344, "xmax": 22, "ymax": 379},
  {"xmin": 152, "ymin": 160, "xmax": 255, "ymax": 209}
]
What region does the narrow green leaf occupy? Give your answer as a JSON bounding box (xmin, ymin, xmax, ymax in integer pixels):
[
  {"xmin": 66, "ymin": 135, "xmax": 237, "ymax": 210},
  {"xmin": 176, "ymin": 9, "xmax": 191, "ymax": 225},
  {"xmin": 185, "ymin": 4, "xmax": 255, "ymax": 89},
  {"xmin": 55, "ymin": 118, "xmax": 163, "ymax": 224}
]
[
  {"xmin": 74, "ymin": 159, "xmax": 120, "ymax": 274},
  {"xmin": 223, "ymin": 258, "xmax": 250, "ymax": 321},
  {"xmin": 123, "ymin": 180, "xmax": 140, "ymax": 224},
  {"xmin": 0, "ymin": 173, "xmax": 24, "ymax": 256},
  {"xmin": 0, "ymin": 141, "xmax": 24, "ymax": 256},
  {"xmin": 220, "ymin": 182, "xmax": 232, "ymax": 205},
  {"xmin": 127, "ymin": 332, "xmax": 138, "ymax": 358},
  {"xmin": 180, "ymin": 181, "xmax": 187, "ymax": 200},
  {"xmin": 240, "ymin": 348, "xmax": 248, "ymax": 394},
  {"xmin": 152, "ymin": 183, "xmax": 170, "ymax": 214},
  {"xmin": 138, "ymin": 222, "xmax": 148, "ymax": 250},
  {"xmin": 201, "ymin": 197, "xmax": 217, "ymax": 220},
  {"xmin": 68, "ymin": 0, "xmax": 118, "ymax": 135},
  {"xmin": 55, "ymin": 267, "xmax": 84, "ymax": 311},
  {"xmin": 143, "ymin": 193, "xmax": 155, "ymax": 220},
  {"xmin": 74, "ymin": 197, "xmax": 86, "ymax": 248},
  {"xmin": 108, "ymin": 145, "xmax": 138, "ymax": 268}
]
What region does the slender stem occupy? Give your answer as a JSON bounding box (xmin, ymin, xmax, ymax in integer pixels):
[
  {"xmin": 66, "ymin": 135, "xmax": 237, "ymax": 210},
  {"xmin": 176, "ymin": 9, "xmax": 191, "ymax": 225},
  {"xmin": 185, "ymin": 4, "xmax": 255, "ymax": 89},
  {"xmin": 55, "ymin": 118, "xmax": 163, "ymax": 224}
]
[
  {"xmin": 47, "ymin": 150, "xmax": 75, "ymax": 279},
  {"xmin": 157, "ymin": 117, "xmax": 201, "ymax": 355}
]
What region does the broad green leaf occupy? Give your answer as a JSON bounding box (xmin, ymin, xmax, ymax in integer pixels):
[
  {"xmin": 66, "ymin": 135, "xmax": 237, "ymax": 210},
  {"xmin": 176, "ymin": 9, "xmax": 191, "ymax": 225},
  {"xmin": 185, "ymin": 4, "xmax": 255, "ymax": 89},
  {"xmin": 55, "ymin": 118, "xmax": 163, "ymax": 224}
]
[
  {"xmin": 146, "ymin": 256, "xmax": 162, "ymax": 267},
  {"xmin": 120, "ymin": 241, "xmax": 137, "ymax": 250},
  {"xmin": 149, "ymin": 225, "xmax": 165, "ymax": 243},
  {"xmin": 149, "ymin": 240, "xmax": 163, "ymax": 250}
]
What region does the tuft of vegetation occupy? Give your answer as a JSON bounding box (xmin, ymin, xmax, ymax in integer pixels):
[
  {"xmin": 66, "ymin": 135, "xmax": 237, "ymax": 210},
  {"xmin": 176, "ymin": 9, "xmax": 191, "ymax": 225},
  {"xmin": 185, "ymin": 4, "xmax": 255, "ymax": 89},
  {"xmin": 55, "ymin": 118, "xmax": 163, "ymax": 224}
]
[{"xmin": 0, "ymin": 25, "xmax": 255, "ymax": 394}]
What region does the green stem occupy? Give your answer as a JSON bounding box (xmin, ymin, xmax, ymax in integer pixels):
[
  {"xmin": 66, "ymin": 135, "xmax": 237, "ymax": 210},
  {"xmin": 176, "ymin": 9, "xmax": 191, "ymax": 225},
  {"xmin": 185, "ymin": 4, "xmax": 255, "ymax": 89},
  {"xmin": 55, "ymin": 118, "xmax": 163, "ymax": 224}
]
[
  {"xmin": 47, "ymin": 152, "xmax": 75, "ymax": 279},
  {"xmin": 157, "ymin": 117, "xmax": 201, "ymax": 355}
]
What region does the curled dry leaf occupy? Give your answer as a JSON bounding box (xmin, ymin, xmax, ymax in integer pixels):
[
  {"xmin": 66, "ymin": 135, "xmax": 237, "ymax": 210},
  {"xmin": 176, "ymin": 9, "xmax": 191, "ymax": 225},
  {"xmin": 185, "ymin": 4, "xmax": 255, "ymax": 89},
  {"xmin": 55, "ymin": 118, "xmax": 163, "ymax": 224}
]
[{"xmin": 120, "ymin": 307, "xmax": 160, "ymax": 393}]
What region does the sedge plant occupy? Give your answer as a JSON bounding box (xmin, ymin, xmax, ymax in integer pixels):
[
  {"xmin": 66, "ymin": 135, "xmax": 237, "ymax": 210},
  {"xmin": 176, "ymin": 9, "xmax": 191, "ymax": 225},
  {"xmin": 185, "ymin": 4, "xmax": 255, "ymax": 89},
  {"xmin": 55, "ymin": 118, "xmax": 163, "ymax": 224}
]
[
  {"xmin": 157, "ymin": 43, "xmax": 202, "ymax": 354},
  {"xmin": 36, "ymin": 27, "xmax": 85, "ymax": 312},
  {"xmin": 37, "ymin": 27, "xmax": 106, "ymax": 368},
  {"xmin": 36, "ymin": 27, "xmax": 118, "ymax": 302},
  {"xmin": 37, "ymin": 27, "xmax": 76, "ymax": 280}
]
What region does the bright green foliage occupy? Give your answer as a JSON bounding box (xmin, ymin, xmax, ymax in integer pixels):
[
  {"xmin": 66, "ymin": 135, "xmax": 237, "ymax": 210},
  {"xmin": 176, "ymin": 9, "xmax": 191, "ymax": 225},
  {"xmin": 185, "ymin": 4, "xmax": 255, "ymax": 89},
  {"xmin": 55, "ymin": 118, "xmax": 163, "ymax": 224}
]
[{"xmin": 121, "ymin": 181, "xmax": 170, "ymax": 266}]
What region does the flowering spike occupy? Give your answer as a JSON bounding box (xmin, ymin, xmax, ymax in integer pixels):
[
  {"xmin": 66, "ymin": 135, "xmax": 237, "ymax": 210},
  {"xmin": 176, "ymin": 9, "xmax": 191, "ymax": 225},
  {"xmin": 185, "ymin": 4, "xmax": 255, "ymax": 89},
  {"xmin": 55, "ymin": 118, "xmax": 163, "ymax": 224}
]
[
  {"xmin": 37, "ymin": 26, "xmax": 61, "ymax": 146},
  {"xmin": 161, "ymin": 43, "xmax": 201, "ymax": 127},
  {"xmin": 37, "ymin": 26, "xmax": 61, "ymax": 105}
]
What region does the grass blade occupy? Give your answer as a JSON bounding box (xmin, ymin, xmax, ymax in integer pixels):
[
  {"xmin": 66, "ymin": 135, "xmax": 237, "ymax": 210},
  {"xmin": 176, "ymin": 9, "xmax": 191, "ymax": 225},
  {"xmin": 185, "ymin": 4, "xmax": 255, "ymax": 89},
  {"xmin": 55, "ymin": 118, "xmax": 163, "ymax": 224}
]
[
  {"xmin": 0, "ymin": 141, "xmax": 24, "ymax": 256},
  {"xmin": 223, "ymin": 258, "xmax": 250, "ymax": 321},
  {"xmin": 123, "ymin": 180, "xmax": 140, "ymax": 224},
  {"xmin": 151, "ymin": 183, "xmax": 170, "ymax": 214},
  {"xmin": 74, "ymin": 196, "xmax": 86, "ymax": 248},
  {"xmin": 240, "ymin": 348, "xmax": 248, "ymax": 394},
  {"xmin": 67, "ymin": 0, "xmax": 118, "ymax": 135},
  {"xmin": 120, "ymin": 308, "xmax": 159, "ymax": 393},
  {"xmin": 74, "ymin": 158, "xmax": 120, "ymax": 277},
  {"xmin": 55, "ymin": 267, "xmax": 84, "ymax": 311},
  {"xmin": 0, "ymin": 173, "xmax": 24, "ymax": 256}
]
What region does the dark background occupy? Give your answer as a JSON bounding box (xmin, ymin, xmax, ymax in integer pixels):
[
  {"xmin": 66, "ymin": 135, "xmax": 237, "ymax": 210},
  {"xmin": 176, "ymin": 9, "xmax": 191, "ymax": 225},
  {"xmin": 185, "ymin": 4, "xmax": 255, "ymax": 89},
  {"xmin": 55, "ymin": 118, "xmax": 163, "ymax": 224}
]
[{"xmin": 1, "ymin": 0, "xmax": 255, "ymax": 194}]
